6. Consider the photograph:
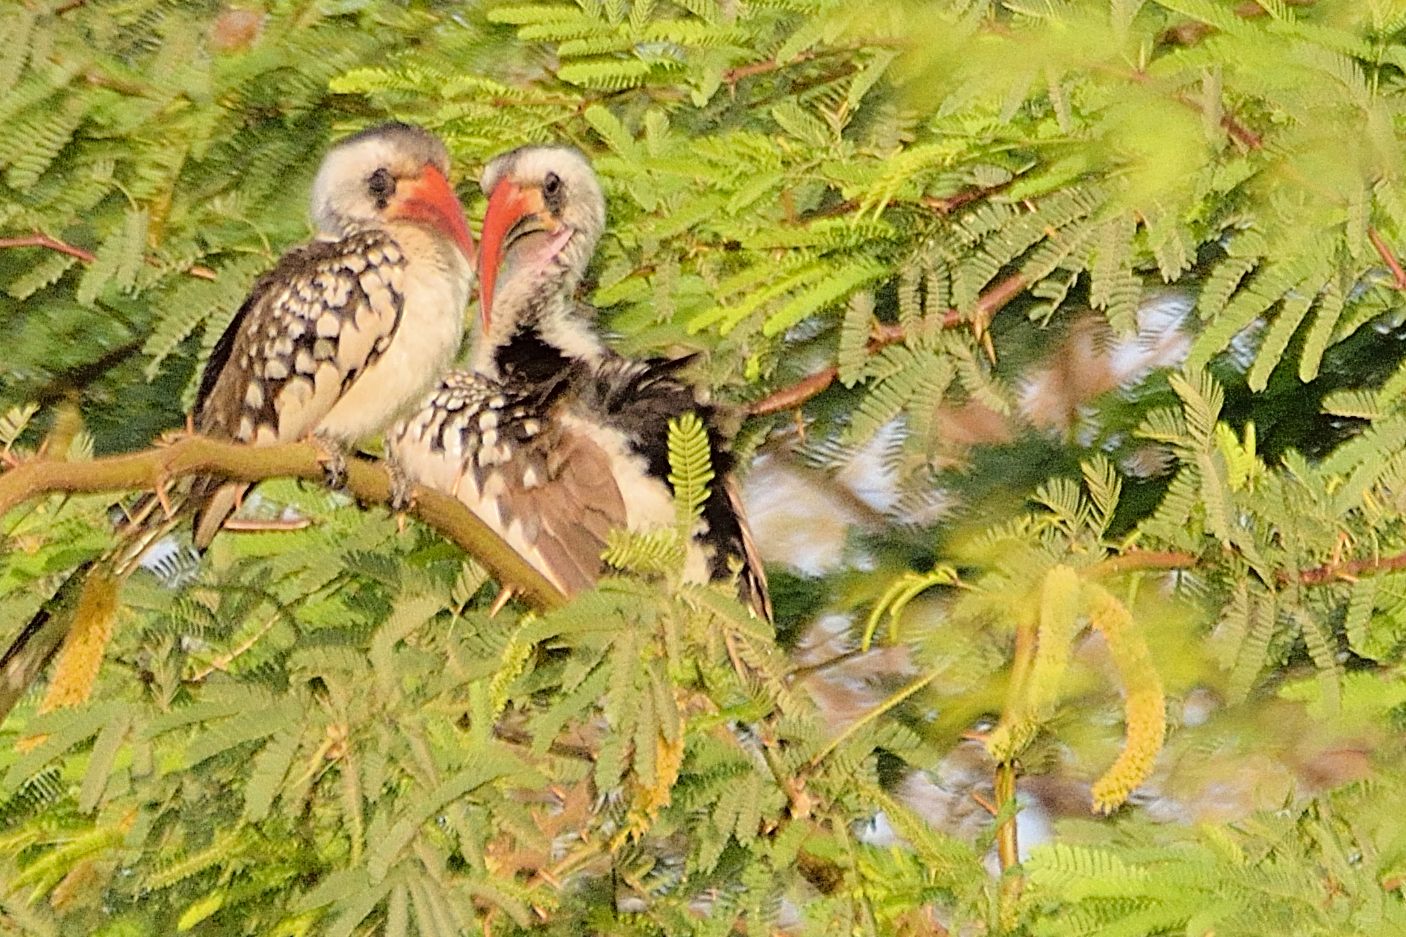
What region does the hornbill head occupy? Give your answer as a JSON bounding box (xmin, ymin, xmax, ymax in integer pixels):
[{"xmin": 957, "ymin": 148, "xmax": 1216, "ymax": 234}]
[
  {"xmin": 310, "ymin": 122, "xmax": 475, "ymax": 264},
  {"xmin": 475, "ymin": 146, "xmax": 606, "ymax": 347}
]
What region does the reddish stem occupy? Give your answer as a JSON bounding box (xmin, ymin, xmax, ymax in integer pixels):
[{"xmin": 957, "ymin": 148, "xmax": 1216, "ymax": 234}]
[
  {"xmin": 1296, "ymin": 550, "xmax": 1406, "ymax": 586},
  {"xmin": 0, "ymin": 233, "xmax": 95, "ymax": 263},
  {"xmin": 1369, "ymin": 227, "xmax": 1406, "ymax": 290},
  {"xmin": 0, "ymin": 230, "xmax": 217, "ymax": 281},
  {"xmin": 747, "ymin": 271, "xmax": 1027, "ymax": 416}
]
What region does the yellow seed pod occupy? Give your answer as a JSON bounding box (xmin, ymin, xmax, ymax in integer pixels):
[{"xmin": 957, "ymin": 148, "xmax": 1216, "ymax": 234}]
[
  {"xmin": 617, "ymin": 724, "xmax": 685, "ymax": 847},
  {"xmin": 986, "ymin": 566, "xmax": 1083, "ymax": 764},
  {"xmin": 1084, "ymin": 582, "xmax": 1167, "ymax": 813},
  {"xmin": 1028, "ymin": 564, "xmax": 1084, "ymax": 721},
  {"xmin": 39, "ymin": 572, "xmax": 121, "ymax": 714}
]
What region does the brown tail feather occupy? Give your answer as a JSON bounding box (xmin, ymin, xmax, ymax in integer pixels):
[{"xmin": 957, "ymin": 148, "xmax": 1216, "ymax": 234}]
[
  {"xmin": 725, "ymin": 476, "xmax": 772, "ymax": 623},
  {"xmin": 191, "ymin": 481, "xmax": 247, "ymax": 551}
]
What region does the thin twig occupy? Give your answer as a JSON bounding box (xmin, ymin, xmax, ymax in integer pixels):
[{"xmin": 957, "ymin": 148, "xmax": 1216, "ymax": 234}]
[
  {"xmin": 0, "ymin": 230, "xmax": 217, "ymax": 281},
  {"xmin": 748, "ymin": 367, "xmax": 841, "ymax": 417},
  {"xmin": 806, "ymin": 670, "xmax": 937, "ymax": 771},
  {"xmin": 747, "ymin": 271, "xmax": 1028, "ymax": 416},
  {"xmin": 920, "ymin": 176, "xmax": 1017, "ymax": 216},
  {"xmin": 0, "ymin": 435, "xmax": 565, "ymax": 610},
  {"xmin": 221, "ymin": 516, "xmax": 312, "ymax": 532},
  {"xmin": 1090, "ymin": 550, "xmax": 1199, "ymax": 577},
  {"xmin": 1369, "ymin": 227, "xmax": 1406, "ymax": 290},
  {"xmin": 0, "ymin": 233, "xmax": 94, "ymax": 263},
  {"xmin": 1090, "ymin": 545, "xmax": 1406, "ymax": 587},
  {"xmin": 724, "ymin": 49, "xmax": 825, "ymax": 85},
  {"xmin": 188, "ymin": 610, "xmax": 281, "ymax": 681},
  {"xmin": 1220, "ymin": 112, "xmax": 1263, "ymax": 151},
  {"xmin": 1296, "ymin": 550, "xmax": 1406, "ymax": 585}
]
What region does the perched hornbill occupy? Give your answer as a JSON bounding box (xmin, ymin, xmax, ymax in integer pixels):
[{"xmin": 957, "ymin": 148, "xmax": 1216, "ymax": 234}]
[
  {"xmin": 190, "ymin": 121, "xmax": 475, "ymax": 546},
  {"xmin": 0, "ymin": 122, "xmax": 476, "ymax": 721},
  {"xmin": 389, "ymin": 145, "xmax": 771, "ymax": 619}
]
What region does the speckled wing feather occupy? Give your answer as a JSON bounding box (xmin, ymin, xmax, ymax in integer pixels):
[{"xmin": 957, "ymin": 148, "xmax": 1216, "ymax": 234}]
[
  {"xmin": 190, "ymin": 231, "xmax": 407, "ymax": 546},
  {"xmin": 390, "ymin": 370, "xmax": 627, "ymax": 596}
]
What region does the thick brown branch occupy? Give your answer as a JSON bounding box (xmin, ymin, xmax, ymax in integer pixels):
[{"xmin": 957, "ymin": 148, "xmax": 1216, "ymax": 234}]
[
  {"xmin": 747, "ymin": 271, "xmax": 1028, "ymax": 416},
  {"xmin": 0, "ymin": 436, "xmax": 565, "ymax": 610},
  {"xmin": 0, "ymin": 231, "xmax": 217, "ymax": 281},
  {"xmin": 994, "ymin": 760, "xmax": 1019, "ymax": 873}
]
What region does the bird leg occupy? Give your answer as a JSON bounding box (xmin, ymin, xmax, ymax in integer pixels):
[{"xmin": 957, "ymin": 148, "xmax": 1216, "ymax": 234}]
[
  {"xmin": 152, "ymin": 473, "xmax": 176, "ymax": 518},
  {"xmin": 310, "ymin": 431, "xmax": 349, "ymax": 490},
  {"xmin": 385, "ymin": 454, "xmax": 417, "ymax": 515}
]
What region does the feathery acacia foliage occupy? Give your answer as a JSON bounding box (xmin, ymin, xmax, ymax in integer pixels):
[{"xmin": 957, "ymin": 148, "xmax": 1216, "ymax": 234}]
[{"xmin": 7, "ymin": 0, "xmax": 1406, "ymax": 934}]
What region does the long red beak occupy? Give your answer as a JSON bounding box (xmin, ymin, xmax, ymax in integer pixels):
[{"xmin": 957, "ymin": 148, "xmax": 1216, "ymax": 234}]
[
  {"xmin": 477, "ymin": 178, "xmax": 543, "ymax": 333},
  {"xmin": 397, "ymin": 164, "xmax": 475, "ymax": 264}
]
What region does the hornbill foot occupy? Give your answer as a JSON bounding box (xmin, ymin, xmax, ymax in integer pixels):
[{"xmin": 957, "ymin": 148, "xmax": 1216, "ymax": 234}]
[
  {"xmin": 386, "ymin": 458, "xmax": 417, "ymax": 514},
  {"xmin": 154, "ymin": 476, "xmax": 177, "ymax": 518},
  {"xmin": 310, "ymin": 433, "xmax": 349, "ymax": 490},
  {"xmin": 155, "ymin": 414, "xmax": 197, "ymax": 448}
]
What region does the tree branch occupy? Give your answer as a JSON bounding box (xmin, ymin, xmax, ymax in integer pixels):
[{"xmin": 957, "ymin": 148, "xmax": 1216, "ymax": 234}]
[
  {"xmin": 0, "ymin": 436, "xmax": 566, "ymax": 610},
  {"xmin": 1091, "ymin": 546, "xmax": 1406, "ymax": 587},
  {"xmin": 747, "ymin": 271, "xmax": 1028, "ymax": 416},
  {"xmin": 1090, "ymin": 550, "xmax": 1199, "ymax": 577},
  {"xmin": 0, "ymin": 233, "xmax": 95, "ymax": 263},
  {"xmin": 1296, "ymin": 550, "xmax": 1406, "ymax": 586},
  {"xmin": 0, "ymin": 231, "xmax": 217, "ymax": 281}
]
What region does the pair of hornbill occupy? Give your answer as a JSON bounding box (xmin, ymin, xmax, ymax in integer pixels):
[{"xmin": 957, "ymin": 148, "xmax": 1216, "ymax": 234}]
[{"xmin": 1, "ymin": 123, "xmax": 770, "ymax": 719}]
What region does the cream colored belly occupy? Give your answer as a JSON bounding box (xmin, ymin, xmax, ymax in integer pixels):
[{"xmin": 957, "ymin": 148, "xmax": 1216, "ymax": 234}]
[{"xmin": 319, "ymin": 268, "xmax": 468, "ymax": 443}]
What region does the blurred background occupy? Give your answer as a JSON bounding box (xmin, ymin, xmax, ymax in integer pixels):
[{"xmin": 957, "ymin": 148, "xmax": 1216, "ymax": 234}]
[{"xmin": 6, "ymin": 2, "xmax": 1406, "ymax": 934}]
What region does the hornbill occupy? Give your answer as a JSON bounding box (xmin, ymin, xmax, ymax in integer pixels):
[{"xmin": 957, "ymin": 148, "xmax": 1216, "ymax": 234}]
[
  {"xmin": 389, "ymin": 145, "xmax": 771, "ymax": 620},
  {"xmin": 1, "ymin": 122, "xmax": 476, "ymax": 721}
]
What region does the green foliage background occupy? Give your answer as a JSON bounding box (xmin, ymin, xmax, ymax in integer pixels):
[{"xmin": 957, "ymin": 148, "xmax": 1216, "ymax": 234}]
[{"xmin": 6, "ymin": 0, "xmax": 1406, "ymax": 934}]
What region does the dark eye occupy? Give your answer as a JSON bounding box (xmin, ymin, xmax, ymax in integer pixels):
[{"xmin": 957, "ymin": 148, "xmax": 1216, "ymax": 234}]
[
  {"xmin": 368, "ymin": 168, "xmax": 396, "ymax": 203},
  {"xmin": 543, "ymin": 172, "xmax": 561, "ymax": 197}
]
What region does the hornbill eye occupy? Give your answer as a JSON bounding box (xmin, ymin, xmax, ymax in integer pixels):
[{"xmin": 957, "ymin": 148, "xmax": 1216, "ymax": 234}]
[
  {"xmin": 543, "ymin": 171, "xmax": 562, "ymax": 197},
  {"xmin": 368, "ymin": 168, "xmax": 396, "ymax": 205}
]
